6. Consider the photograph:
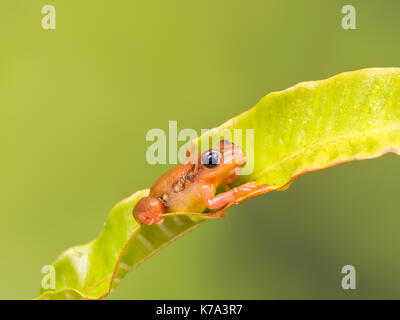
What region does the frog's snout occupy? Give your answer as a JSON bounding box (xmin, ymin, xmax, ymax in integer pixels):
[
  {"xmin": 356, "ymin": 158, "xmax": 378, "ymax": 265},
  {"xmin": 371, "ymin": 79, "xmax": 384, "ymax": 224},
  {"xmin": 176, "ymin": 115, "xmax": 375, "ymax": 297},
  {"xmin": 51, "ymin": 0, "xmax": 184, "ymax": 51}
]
[
  {"xmin": 235, "ymin": 155, "xmax": 247, "ymax": 166},
  {"xmin": 231, "ymin": 144, "xmax": 246, "ymax": 166},
  {"xmin": 224, "ymin": 148, "xmax": 246, "ymax": 166},
  {"xmin": 218, "ymin": 140, "xmax": 247, "ymax": 166}
]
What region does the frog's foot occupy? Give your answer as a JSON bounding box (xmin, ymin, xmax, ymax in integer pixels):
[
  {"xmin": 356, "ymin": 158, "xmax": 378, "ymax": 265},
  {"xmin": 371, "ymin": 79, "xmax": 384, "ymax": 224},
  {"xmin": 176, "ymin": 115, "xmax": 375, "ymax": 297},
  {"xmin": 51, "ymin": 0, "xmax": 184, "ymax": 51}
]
[
  {"xmin": 133, "ymin": 196, "xmax": 166, "ymax": 225},
  {"xmin": 143, "ymin": 213, "xmax": 164, "ymax": 226}
]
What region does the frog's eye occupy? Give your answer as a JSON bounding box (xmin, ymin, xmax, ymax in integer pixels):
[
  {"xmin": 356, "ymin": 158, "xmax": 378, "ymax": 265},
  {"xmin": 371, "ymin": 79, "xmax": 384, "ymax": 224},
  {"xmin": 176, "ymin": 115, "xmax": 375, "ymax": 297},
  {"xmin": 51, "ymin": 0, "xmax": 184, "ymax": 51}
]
[{"xmin": 201, "ymin": 150, "xmax": 221, "ymax": 168}]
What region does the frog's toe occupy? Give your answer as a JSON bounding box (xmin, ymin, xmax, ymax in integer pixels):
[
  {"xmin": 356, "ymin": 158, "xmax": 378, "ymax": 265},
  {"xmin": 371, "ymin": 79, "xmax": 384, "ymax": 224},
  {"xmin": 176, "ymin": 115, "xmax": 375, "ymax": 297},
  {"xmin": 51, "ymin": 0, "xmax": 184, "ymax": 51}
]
[
  {"xmin": 144, "ymin": 217, "xmax": 154, "ymax": 225},
  {"xmin": 155, "ymin": 217, "xmax": 164, "ymax": 224},
  {"xmin": 153, "ymin": 212, "xmax": 164, "ymax": 224},
  {"xmin": 143, "ymin": 213, "xmax": 164, "ymax": 225}
]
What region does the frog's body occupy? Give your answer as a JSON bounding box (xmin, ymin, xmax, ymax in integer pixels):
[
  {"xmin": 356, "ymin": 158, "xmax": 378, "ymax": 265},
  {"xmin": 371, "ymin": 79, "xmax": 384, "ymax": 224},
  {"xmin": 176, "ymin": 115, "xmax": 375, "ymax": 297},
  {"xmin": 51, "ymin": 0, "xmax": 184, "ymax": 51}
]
[
  {"xmin": 133, "ymin": 140, "xmax": 268, "ymax": 225},
  {"xmin": 150, "ymin": 162, "xmax": 209, "ymax": 213}
]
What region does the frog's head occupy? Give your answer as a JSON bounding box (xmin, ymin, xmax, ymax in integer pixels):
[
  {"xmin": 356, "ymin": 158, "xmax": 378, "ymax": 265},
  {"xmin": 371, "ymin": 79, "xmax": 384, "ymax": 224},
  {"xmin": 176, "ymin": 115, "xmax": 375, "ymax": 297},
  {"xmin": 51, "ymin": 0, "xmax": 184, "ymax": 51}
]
[{"xmin": 198, "ymin": 140, "xmax": 246, "ymax": 184}]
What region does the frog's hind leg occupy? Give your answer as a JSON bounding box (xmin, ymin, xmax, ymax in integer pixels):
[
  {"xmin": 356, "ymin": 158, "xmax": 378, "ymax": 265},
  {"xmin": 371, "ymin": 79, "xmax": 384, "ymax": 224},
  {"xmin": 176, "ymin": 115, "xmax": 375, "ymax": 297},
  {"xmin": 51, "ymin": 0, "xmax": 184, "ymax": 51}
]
[
  {"xmin": 232, "ymin": 182, "xmax": 272, "ymax": 205},
  {"xmin": 203, "ymin": 183, "xmax": 271, "ymax": 218},
  {"xmin": 204, "ymin": 182, "xmax": 270, "ymax": 211}
]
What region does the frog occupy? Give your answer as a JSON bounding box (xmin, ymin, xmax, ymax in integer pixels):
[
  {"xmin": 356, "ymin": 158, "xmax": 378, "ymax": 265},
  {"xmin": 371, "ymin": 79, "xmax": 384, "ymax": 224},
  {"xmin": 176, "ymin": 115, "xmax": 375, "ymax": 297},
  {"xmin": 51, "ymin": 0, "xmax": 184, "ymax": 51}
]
[{"xmin": 133, "ymin": 140, "xmax": 269, "ymax": 225}]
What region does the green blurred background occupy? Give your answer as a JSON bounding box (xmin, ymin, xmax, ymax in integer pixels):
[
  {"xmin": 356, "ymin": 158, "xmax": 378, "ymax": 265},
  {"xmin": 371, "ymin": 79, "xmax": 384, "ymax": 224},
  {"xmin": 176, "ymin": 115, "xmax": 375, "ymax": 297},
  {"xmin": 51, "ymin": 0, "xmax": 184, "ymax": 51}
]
[{"xmin": 1, "ymin": 0, "xmax": 400, "ymax": 299}]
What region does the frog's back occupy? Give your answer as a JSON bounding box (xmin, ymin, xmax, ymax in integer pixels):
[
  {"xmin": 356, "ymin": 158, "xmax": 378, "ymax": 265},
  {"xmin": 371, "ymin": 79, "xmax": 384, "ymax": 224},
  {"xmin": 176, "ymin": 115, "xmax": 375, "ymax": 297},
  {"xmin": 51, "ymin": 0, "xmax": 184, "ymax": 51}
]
[{"xmin": 149, "ymin": 163, "xmax": 193, "ymax": 197}]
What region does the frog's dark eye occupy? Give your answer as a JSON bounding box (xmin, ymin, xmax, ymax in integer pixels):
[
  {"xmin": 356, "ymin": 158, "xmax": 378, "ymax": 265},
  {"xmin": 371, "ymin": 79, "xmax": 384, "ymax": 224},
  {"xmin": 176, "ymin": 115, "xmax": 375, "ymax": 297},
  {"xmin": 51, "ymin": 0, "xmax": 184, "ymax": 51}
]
[{"xmin": 201, "ymin": 150, "xmax": 221, "ymax": 168}]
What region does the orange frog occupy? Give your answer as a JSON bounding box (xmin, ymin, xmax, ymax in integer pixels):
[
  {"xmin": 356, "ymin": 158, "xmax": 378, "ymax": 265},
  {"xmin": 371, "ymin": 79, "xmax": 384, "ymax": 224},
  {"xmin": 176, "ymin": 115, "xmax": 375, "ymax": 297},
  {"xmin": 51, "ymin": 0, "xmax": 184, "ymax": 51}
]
[{"xmin": 133, "ymin": 140, "xmax": 269, "ymax": 225}]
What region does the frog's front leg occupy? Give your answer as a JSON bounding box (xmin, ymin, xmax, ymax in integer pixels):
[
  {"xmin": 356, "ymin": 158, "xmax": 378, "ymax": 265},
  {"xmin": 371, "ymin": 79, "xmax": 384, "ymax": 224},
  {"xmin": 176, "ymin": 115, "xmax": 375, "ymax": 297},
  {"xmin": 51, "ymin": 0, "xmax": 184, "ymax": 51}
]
[
  {"xmin": 133, "ymin": 196, "xmax": 166, "ymax": 225},
  {"xmin": 201, "ymin": 182, "xmax": 269, "ymax": 218}
]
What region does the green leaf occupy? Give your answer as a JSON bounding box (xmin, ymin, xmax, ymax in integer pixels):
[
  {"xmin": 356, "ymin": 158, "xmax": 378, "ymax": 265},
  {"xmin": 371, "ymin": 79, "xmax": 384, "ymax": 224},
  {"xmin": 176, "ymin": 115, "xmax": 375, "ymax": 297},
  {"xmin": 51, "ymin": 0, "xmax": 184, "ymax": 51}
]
[{"xmin": 38, "ymin": 68, "xmax": 400, "ymax": 299}]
